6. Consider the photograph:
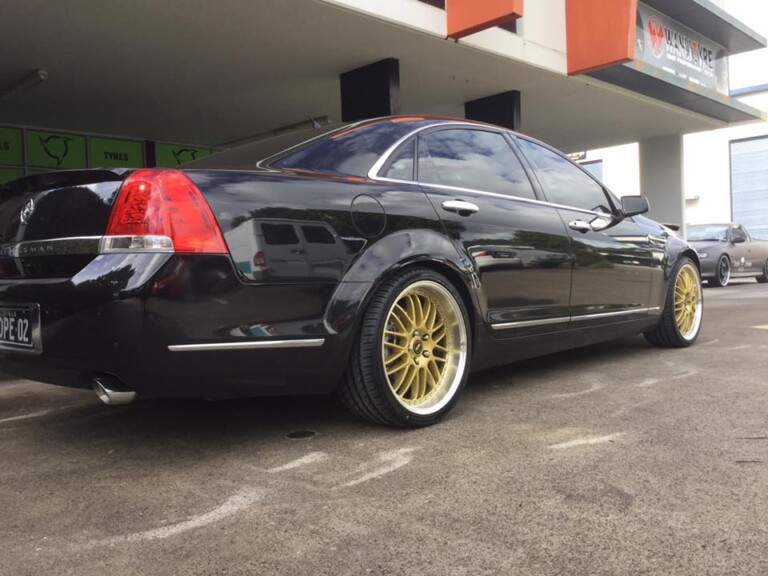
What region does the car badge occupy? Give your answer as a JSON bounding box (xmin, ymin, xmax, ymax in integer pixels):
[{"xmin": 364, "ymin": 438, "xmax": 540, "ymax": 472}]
[{"xmin": 20, "ymin": 199, "xmax": 35, "ymax": 225}]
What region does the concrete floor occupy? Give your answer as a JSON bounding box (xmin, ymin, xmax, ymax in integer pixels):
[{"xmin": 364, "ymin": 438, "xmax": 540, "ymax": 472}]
[{"xmin": 1, "ymin": 280, "xmax": 767, "ymax": 575}]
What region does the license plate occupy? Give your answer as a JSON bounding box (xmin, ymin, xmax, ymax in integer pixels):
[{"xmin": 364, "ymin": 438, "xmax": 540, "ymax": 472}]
[{"xmin": 0, "ymin": 304, "xmax": 41, "ymax": 353}]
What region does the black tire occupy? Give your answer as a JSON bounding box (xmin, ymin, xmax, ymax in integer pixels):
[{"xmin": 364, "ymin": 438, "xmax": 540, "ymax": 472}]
[
  {"xmin": 756, "ymin": 259, "xmax": 768, "ymax": 284},
  {"xmin": 338, "ymin": 267, "xmax": 471, "ymax": 428},
  {"xmin": 710, "ymin": 254, "xmax": 730, "ymax": 287},
  {"xmin": 645, "ymin": 257, "xmax": 702, "ymax": 348}
]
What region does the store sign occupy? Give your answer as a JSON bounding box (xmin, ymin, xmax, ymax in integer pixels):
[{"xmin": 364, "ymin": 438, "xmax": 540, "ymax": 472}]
[
  {"xmin": 27, "ymin": 130, "xmax": 87, "ymax": 169},
  {"xmin": 156, "ymin": 143, "xmax": 212, "ymax": 167},
  {"xmin": 0, "ymin": 127, "xmax": 24, "ymax": 166},
  {"xmin": 90, "ymin": 137, "xmax": 144, "ymax": 168},
  {"xmin": 635, "ymin": 3, "xmax": 728, "ymax": 94}
]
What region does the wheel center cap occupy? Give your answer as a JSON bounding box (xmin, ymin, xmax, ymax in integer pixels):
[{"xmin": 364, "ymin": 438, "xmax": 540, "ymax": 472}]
[{"xmin": 411, "ymin": 339, "xmax": 424, "ymax": 355}]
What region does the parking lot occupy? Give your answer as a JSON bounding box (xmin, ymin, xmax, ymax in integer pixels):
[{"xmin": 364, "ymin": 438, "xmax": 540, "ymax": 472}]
[{"xmin": 1, "ymin": 280, "xmax": 767, "ymax": 576}]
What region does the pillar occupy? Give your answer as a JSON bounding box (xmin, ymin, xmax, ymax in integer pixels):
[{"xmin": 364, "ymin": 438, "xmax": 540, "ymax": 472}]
[
  {"xmin": 340, "ymin": 58, "xmax": 401, "ymax": 122},
  {"xmin": 465, "ymin": 91, "xmax": 521, "ymax": 131},
  {"xmin": 639, "ymin": 135, "xmax": 685, "ymax": 230}
]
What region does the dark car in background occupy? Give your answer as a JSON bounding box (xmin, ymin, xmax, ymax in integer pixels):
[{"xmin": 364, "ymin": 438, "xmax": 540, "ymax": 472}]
[
  {"xmin": 687, "ymin": 223, "xmax": 768, "ymax": 287},
  {"xmin": 0, "ymin": 117, "xmax": 703, "ymax": 427}
]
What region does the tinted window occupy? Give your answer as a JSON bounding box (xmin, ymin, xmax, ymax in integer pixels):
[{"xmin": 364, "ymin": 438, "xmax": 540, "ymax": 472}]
[
  {"xmin": 301, "ymin": 225, "xmax": 335, "ymax": 244},
  {"xmin": 272, "ymin": 120, "xmax": 433, "ymax": 177},
  {"xmin": 518, "ymin": 138, "xmax": 611, "ymax": 212},
  {"xmin": 418, "ymin": 129, "xmax": 536, "ymax": 199},
  {"xmin": 382, "ymin": 139, "xmax": 415, "ymax": 180},
  {"xmin": 261, "ymin": 223, "xmax": 299, "ymax": 245}
]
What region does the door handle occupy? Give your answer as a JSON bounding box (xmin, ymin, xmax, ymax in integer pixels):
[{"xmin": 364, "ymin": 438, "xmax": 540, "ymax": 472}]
[
  {"xmin": 441, "ymin": 200, "xmax": 479, "ymax": 216},
  {"xmin": 568, "ymin": 220, "xmax": 591, "ymax": 233}
]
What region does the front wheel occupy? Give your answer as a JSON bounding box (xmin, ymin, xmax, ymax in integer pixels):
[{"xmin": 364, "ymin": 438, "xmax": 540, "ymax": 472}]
[
  {"xmin": 710, "ymin": 254, "xmax": 730, "ymax": 287},
  {"xmin": 338, "ymin": 267, "xmax": 471, "ymax": 427},
  {"xmin": 756, "ymin": 259, "xmax": 768, "ymax": 284},
  {"xmin": 645, "ymin": 257, "xmax": 702, "ymax": 348}
]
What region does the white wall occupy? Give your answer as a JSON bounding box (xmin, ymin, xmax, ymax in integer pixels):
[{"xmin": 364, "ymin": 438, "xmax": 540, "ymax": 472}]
[
  {"xmin": 581, "ymin": 143, "xmax": 640, "ymax": 198},
  {"xmin": 684, "ymin": 120, "xmax": 768, "ymax": 223}
]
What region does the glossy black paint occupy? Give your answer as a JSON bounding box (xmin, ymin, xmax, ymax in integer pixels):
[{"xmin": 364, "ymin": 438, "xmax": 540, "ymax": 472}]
[{"xmin": 0, "ymin": 117, "xmax": 700, "ymax": 398}]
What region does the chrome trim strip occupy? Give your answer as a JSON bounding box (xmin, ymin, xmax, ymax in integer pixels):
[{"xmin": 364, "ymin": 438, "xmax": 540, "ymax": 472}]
[
  {"xmin": 491, "ymin": 317, "xmax": 569, "ymax": 330},
  {"xmin": 168, "ymin": 338, "xmax": 326, "ymax": 352},
  {"xmin": 368, "ymin": 122, "xmax": 615, "ymax": 219},
  {"xmin": 491, "ymin": 307, "xmax": 660, "ymax": 330},
  {"xmin": 570, "ymin": 307, "xmax": 657, "ymax": 322},
  {"xmin": 0, "ymin": 236, "xmax": 102, "ymax": 258}
]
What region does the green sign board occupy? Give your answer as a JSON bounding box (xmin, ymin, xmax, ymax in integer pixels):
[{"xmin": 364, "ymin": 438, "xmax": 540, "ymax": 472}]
[
  {"xmin": 27, "ymin": 130, "xmax": 87, "ymax": 169},
  {"xmin": 0, "ymin": 127, "xmax": 24, "ymax": 166},
  {"xmin": 156, "ymin": 143, "xmax": 212, "ymax": 167},
  {"xmin": 0, "ymin": 167, "xmax": 25, "ymax": 184},
  {"xmin": 90, "ymin": 137, "xmax": 144, "ymax": 168}
]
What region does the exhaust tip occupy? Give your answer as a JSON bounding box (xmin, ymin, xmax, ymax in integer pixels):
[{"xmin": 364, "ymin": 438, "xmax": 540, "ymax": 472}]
[{"xmin": 92, "ymin": 376, "xmax": 136, "ymax": 406}]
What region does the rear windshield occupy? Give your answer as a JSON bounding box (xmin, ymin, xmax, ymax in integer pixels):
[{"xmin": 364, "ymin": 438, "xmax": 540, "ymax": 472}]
[{"xmin": 272, "ymin": 120, "xmax": 432, "ymax": 177}]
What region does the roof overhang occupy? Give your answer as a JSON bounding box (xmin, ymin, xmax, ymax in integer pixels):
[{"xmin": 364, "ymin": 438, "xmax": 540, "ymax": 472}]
[
  {"xmin": 0, "ymin": 0, "xmax": 759, "ymax": 155},
  {"xmin": 588, "ymin": 62, "xmax": 767, "ymax": 123}
]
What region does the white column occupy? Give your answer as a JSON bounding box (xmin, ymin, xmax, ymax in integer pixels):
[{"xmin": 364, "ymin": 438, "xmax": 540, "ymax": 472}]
[{"xmin": 639, "ymin": 135, "xmax": 685, "ymax": 231}]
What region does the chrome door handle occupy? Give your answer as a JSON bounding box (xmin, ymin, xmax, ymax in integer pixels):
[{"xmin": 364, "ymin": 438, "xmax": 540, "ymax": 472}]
[
  {"xmin": 441, "ymin": 200, "xmax": 479, "ymax": 215},
  {"xmin": 568, "ymin": 220, "xmax": 591, "ymax": 233}
]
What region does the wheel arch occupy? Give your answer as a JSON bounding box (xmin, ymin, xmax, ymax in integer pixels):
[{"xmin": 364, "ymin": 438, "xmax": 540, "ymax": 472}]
[{"xmin": 325, "ymin": 230, "xmax": 480, "ymax": 355}]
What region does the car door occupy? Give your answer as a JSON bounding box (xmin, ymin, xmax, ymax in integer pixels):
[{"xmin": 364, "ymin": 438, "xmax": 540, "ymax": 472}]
[
  {"xmin": 514, "ymin": 136, "xmax": 659, "ymax": 328},
  {"xmin": 728, "ymin": 225, "xmax": 753, "ymax": 275},
  {"xmin": 399, "ymin": 126, "xmax": 573, "ymax": 336}
]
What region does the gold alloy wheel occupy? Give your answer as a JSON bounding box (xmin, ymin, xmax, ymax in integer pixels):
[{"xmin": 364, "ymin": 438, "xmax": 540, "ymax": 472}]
[
  {"xmin": 674, "ymin": 263, "xmax": 702, "ymax": 339},
  {"xmin": 381, "ymin": 280, "xmax": 467, "ymax": 415}
]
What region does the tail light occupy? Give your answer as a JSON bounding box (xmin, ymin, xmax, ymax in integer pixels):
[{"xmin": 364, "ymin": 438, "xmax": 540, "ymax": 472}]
[
  {"xmin": 102, "ymin": 169, "xmax": 227, "ymax": 254},
  {"xmin": 253, "ymin": 251, "xmax": 267, "ymax": 269}
]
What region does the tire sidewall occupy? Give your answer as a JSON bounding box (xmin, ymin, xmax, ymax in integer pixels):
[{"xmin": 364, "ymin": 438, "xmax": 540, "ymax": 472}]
[
  {"xmin": 365, "ymin": 268, "xmax": 471, "ymax": 426},
  {"xmin": 715, "ymin": 254, "xmax": 730, "ymax": 287},
  {"xmin": 668, "ymin": 257, "xmax": 703, "ymax": 345}
]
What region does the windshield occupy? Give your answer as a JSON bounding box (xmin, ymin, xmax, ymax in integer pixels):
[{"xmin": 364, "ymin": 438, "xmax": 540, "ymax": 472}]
[{"xmin": 686, "ymin": 225, "xmax": 729, "ymax": 242}]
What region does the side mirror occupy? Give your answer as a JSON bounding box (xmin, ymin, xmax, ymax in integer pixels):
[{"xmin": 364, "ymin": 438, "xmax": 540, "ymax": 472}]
[
  {"xmin": 621, "ymin": 195, "xmax": 649, "ymax": 217},
  {"xmin": 732, "ymin": 235, "xmax": 746, "ymax": 244}
]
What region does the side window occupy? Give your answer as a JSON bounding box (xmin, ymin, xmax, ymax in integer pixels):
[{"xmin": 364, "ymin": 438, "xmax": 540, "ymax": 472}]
[
  {"xmin": 301, "ymin": 225, "xmax": 336, "ymax": 244},
  {"xmin": 731, "ymin": 226, "xmax": 747, "ymax": 242},
  {"xmin": 417, "ymin": 129, "xmax": 536, "ymax": 199},
  {"xmin": 381, "ymin": 139, "xmax": 415, "ymax": 181},
  {"xmin": 261, "ymin": 223, "xmax": 299, "ymax": 245},
  {"xmin": 517, "ymin": 138, "xmax": 611, "ymax": 212}
]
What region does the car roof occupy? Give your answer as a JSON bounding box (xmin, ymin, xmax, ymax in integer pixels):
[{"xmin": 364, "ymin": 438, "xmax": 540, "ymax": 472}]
[{"xmin": 184, "ymin": 115, "xmax": 522, "ymax": 173}]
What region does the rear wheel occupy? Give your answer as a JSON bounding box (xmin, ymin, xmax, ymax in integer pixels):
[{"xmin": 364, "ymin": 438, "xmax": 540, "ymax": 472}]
[
  {"xmin": 756, "ymin": 259, "xmax": 768, "ymax": 284},
  {"xmin": 710, "ymin": 254, "xmax": 730, "ymax": 287},
  {"xmin": 645, "ymin": 257, "xmax": 702, "ymax": 348},
  {"xmin": 338, "ymin": 267, "xmax": 471, "ymax": 427}
]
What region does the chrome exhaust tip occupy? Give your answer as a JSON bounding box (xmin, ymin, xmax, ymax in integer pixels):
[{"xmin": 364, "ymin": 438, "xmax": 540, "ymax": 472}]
[{"xmin": 92, "ymin": 376, "xmax": 136, "ymax": 406}]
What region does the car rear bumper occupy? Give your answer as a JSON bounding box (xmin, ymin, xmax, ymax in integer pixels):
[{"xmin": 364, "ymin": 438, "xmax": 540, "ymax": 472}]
[{"xmin": 0, "ymin": 253, "xmax": 349, "ymax": 397}]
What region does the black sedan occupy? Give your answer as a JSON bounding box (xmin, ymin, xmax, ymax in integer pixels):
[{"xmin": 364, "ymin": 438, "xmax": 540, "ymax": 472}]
[
  {"xmin": 0, "ymin": 117, "xmax": 703, "ymax": 427},
  {"xmin": 687, "ymin": 223, "xmax": 768, "ymax": 287}
]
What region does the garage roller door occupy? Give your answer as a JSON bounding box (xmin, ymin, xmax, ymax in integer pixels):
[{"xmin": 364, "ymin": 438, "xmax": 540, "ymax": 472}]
[{"xmin": 731, "ymin": 137, "xmax": 768, "ymax": 239}]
